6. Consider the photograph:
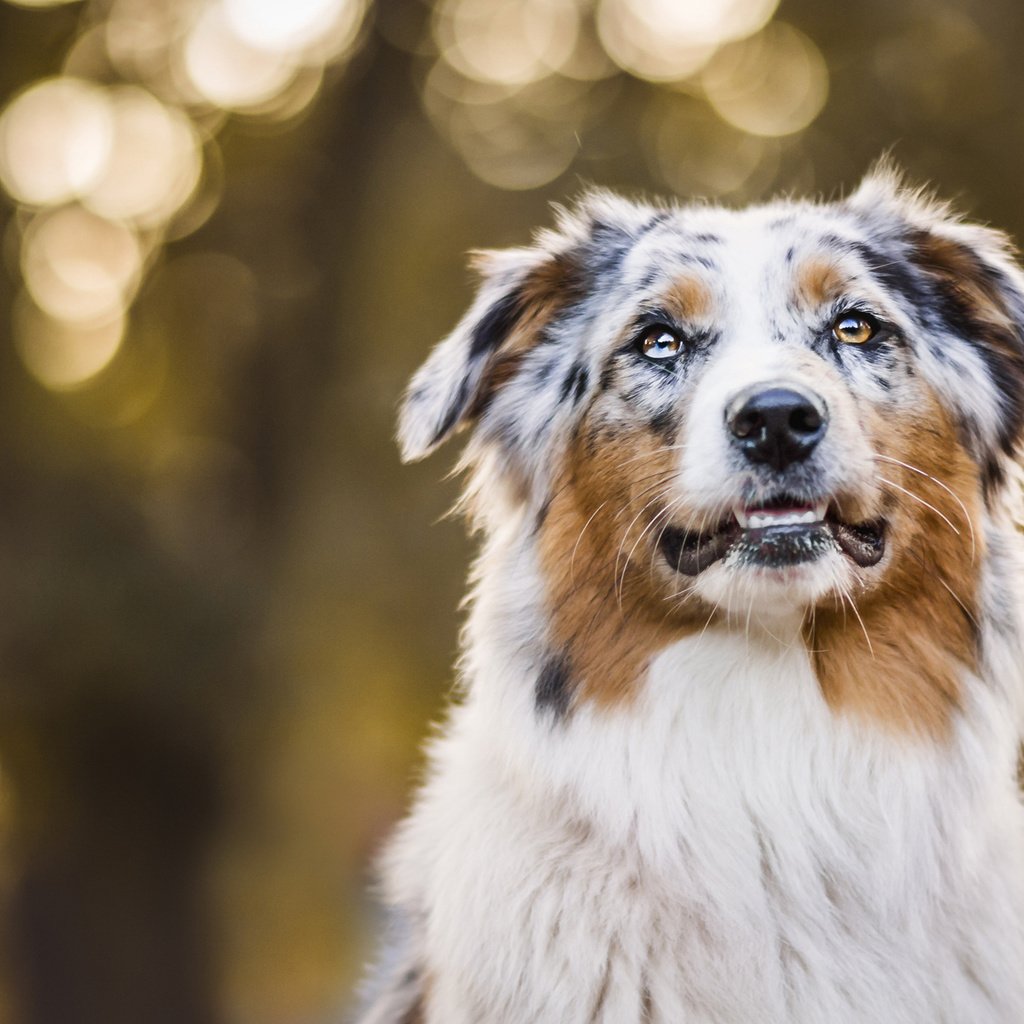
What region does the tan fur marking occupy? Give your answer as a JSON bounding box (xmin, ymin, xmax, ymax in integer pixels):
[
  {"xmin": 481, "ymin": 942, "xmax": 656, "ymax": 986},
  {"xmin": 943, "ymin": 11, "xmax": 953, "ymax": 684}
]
[
  {"xmin": 794, "ymin": 256, "xmax": 847, "ymax": 309},
  {"xmin": 470, "ymin": 252, "xmax": 584, "ymax": 417},
  {"xmin": 528, "ymin": 269, "xmax": 715, "ymax": 709},
  {"xmin": 538, "ymin": 424, "xmax": 712, "ymax": 708},
  {"xmin": 808, "ymin": 398, "xmax": 982, "ymax": 737},
  {"xmin": 662, "ymin": 275, "xmax": 714, "ymax": 320},
  {"xmin": 913, "ymin": 231, "xmax": 1023, "ymax": 365}
]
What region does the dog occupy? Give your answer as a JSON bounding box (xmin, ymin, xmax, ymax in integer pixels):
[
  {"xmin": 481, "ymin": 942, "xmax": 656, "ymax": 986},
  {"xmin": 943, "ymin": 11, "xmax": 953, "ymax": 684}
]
[{"xmin": 356, "ymin": 167, "xmax": 1024, "ymax": 1023}]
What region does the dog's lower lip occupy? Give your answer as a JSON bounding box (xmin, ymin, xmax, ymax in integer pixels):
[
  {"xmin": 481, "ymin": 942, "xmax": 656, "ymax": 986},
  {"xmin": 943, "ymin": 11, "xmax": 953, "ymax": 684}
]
[
  {"xmin": 661, "ymin": 519, "xmax": 740, "ymax": 576},
  {"xmin": 660, "ymin": 506, "xmax": 886, "ymax": 575},
  {"xmin": 830, "ymin": 517, "xmax": 886, "ymax": 567}
]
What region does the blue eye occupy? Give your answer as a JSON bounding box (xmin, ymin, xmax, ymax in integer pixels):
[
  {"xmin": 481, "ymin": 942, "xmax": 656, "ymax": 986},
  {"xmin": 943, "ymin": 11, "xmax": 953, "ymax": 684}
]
[{"xmin": 640, "ymin": 327, "xmax": 683, "ymax": 361}]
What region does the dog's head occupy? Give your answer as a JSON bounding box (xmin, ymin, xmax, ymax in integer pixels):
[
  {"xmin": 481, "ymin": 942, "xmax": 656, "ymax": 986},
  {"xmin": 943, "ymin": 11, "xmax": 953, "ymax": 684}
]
[{"xmin": 399, "ymin": 168, "xmax": 1024, "ymax": 731}]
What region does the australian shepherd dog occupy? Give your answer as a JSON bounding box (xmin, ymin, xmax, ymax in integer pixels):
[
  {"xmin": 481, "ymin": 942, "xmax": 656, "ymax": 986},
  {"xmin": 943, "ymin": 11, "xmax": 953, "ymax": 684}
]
[{"xmin": 357, "ymin": 167, "xmax": 1024, "ymax": 1023}]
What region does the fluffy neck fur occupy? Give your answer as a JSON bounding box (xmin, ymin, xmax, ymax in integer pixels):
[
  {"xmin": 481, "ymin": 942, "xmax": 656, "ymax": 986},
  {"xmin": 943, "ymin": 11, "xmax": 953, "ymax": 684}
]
[{"xmin": 379, "ymin": 505, "xmax": 1024, "ymax": 1024}]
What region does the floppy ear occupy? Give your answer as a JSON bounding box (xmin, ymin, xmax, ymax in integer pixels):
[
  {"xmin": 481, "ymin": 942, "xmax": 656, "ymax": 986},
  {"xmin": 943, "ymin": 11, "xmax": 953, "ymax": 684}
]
[
  {"xmin": 396, "ymin": 245, "xmax": 570, "ymax": 462},
  {"xmin": 849, "ymin": 164, "xmax": 1024, "ymax": 462},
  {"xmin": 397, "ymin": 189, "xmax": 657, "ymax": 463}
]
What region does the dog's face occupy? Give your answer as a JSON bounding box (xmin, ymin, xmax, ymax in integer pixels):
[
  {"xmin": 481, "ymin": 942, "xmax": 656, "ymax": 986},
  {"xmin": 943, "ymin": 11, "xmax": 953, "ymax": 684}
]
[{"xmin": 400, "ymin": 169, "xmax": 1024, "ymax": 730}]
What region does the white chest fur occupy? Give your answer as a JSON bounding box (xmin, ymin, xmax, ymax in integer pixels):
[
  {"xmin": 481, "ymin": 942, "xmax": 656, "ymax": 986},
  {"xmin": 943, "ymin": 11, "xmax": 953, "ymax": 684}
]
[{"xmin": 385, "ymin": 603, "xmax": 1024, "ymax": 1023}]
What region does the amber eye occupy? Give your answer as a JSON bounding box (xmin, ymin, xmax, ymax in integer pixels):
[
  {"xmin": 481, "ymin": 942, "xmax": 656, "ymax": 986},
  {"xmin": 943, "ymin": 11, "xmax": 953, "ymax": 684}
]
[
  {"xmin": 640, "ymin": 327, "xmax": 683, "ymax": 361},
  {"xmin": 832, "ymin": 312, "xmax": 877, "ymax": 345}
]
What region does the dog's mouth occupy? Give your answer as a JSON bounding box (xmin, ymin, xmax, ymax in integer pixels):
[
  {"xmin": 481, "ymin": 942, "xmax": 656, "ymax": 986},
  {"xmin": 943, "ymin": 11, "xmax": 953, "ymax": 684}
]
[{"xmin": 659, "ymin": 495, "xmax": 886, "ymax": 576}]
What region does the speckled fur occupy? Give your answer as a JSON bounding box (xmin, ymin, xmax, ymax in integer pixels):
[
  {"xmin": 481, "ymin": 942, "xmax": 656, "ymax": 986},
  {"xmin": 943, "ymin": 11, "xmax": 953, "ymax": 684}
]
[{"xmin": 357, "ymin": 168, "xmax": 1024, "ymax": 1023}]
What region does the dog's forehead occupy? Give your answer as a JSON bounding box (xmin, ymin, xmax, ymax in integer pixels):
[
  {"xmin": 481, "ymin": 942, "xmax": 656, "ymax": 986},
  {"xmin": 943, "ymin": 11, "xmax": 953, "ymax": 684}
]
[{"xmin": 621, "ymin": 202, "xmax": 861, "ymax": 306}]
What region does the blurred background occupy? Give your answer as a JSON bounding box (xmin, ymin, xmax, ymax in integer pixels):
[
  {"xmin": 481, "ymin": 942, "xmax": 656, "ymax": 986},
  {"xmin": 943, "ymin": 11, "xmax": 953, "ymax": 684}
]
[{"xmin": 0, "ymin": 0, "xmax": 1021, "ymax": 1020}]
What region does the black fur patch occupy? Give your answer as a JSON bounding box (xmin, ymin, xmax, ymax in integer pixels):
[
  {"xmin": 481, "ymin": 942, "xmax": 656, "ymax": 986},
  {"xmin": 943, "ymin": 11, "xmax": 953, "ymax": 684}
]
[
  {"xmin": 469, "ymin": 288, "xmax": 526, "ymax": 359},
  {"xmin": 534, "ymin": 496, "xmax": 552, "ymax": 532},
  {"xmin": 583, "ymin": 242, "xmax": 631, "ymax": 287},
  {"xmin": 536, "ymin": 654, "xmax": 573, "ymax": 718},
  {"xmin": 854, "ymin": 234, "xmax": 1024, "ymax": 454},
  {"xmin": 931, "ymin": 293, "xmax": 1024, "ymax": 452},
  {"xmin": 850, "ymin": 240, "xmax": 933, "ymax": 316},
  {"xmin": 911, "ymin": 236, "xmax": 1024, "ymax": 452},
  {"xmin": 531, "ymin": 353, "xmax": 557, "ymax": 386},
  {"xmin": 636, "ymin": 266, "xmax": 662, "ymax": 291},
  {"xmin": 583, "ymin": 214, "xmax": 677, "ymax": 288},
  {"xmin": 648, "ymin": 408, "xmax": 677, "ymax": 440},
  {"xmin": 598, "ymin": 363, "xmax": 618, "ymax": 392},
  {"xmin": 424, "ymin": 286, "xmax": 532, "ymax": 448},
  {"xmin": 560, "ymin": 362, "xmax": 590, "ymax": 405},
  {"xmin": 636, "ymin": 211, "xmax": 672, "ymax": 238},
  {"xmin": 429, "ymin": 377, "xmax": 470, "ymax": 448},
  {"xmin": 983, "ymin": 455, "xmax": 1007, "ymax": 497}
]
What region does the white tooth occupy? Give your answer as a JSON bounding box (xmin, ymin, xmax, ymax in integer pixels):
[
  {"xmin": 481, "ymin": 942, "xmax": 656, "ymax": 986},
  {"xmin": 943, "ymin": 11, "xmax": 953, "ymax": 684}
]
[
  {"xmin": 734, "ymin": 507, "xmax": 749, "ymax": 528},
  {"xmin": 743, "ymin": 508, "xmax": 823, "ymax": 529},
  {"xmin": 814, "ymin": 502, "xmax": 827, "ymax": 520}
]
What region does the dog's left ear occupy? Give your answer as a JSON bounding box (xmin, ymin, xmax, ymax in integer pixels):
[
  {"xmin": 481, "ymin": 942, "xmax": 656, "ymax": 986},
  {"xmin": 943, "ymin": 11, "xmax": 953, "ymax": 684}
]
[
  {"xmin": 397, "ymin": 243, "xmax": 573, "ymax": 460},
  {"xmin": 398, "ymin": 190, "xmax": 655, "ymax": 463},
  {"xmin": 397, "ymin": 241, "xmax": 581, "ymax": 463},
  {"xmin": 849, "ymin": 164, "xmax": 1024, "ymax": 458}
]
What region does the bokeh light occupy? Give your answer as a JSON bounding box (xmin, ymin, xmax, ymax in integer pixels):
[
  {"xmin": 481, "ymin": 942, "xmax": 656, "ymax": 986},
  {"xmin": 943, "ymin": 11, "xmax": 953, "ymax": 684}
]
[
  {"xmin": 104, "ymin": 0, "xmax": 192, "ymax": 93},
  {"xmin": 647, "ymin": 96, "xmax": 780, "ymax": 197},
  {"xmin": 702, "ymin": 22, "xmax": 828, "ymax": 137},
  {"xmin": 0, "ymin": 0, "xmax": 373, "ymax": 395},
  {"xmin": 12, "ymin": 292, "xmax": 126, "ymax": 390},
  {"xmin": 598, "ymin": 0, "xmax": 779, "ymax": 81},
  {"xmin": 224, "ymin": 0, "xmax": 367, "ymax": 59},
  {"xmin": 433, "ymin": 0, "xmax": 580, "ymax": 87},
  {"xmin": 84, "ymin": 86, "xmax": 202, "ymax": 225},
  {"xmin": 423, "ymin": 63, "xmax": 589, "ymax": 190},
  {"xmin": 421, "ymin": 0, "xmax": 828, "ymax": 199},
  {"xmin": 21, "ymin": 207, "xmax": 142, "ymax": 324},
  {"xmin": 0, "ymin": 77, "xmax": 112, "ymax": 207},
  {"xmin": 182, "ymin": 4, "xmax": 300, "ymax": 111}
]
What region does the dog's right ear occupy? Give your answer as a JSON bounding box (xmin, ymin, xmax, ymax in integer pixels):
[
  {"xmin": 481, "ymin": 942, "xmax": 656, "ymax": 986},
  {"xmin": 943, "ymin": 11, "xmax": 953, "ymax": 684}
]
[{"xmin": 397, "ymin": 242, "xmax": 580, "ymax": 463}]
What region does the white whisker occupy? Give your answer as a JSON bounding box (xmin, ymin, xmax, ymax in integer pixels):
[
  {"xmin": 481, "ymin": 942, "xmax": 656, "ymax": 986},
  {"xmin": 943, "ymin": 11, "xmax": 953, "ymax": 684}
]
[
  {"xmin": 838, "ymin": 579, "xmax": 874, "ymax": 658},
  {"xmin": 614, "ymin": 442, "xmax": 691, "ymax": 470},
  {"xmin": 934, "ymin": 574, "xmax": 979, "ymax": 630},
  {"xmin": 614, "ymin": 490, "xmax": 675, "ymax": 607},
  {"xmin": 619, "ymin": 495, "xmax": 684, "ymax": 598},
  {"xmin": 570, "ymin": 500, "xmax": 610, "ymax": 584},
  {"xmin": 878, "ymin": 476, "xmax": 961, "ymax": 539},
  {"xmin": 696, "ymin": 604, "xmax": 718, "ymax": 643},
  {"xmin": 874, "ymin": 454, "xmax": 976, "ymax": 563}
]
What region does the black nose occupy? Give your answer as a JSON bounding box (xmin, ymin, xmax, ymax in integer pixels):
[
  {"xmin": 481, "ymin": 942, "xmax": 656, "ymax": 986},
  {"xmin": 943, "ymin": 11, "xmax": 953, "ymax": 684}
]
[{"xmin": 728, "ymin": 387, "xmax": 827, "ymax": 471}]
